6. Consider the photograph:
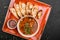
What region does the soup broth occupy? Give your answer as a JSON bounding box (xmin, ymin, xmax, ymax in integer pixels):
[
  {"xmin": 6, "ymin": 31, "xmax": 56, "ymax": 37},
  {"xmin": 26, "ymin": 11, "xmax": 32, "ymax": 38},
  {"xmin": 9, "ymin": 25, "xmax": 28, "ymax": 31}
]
[{"xmin": 19, "ymin": 17, "xmax": 38, "ymax": 35}]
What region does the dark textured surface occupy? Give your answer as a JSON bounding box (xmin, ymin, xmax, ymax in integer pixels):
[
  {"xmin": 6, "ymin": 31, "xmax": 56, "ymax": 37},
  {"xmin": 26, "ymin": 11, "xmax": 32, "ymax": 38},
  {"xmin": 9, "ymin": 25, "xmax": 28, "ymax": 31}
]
[
  {"xmin": 0, "ymin": 0, "xmax": 60, "ymax": 40},
  {"xmin": 40, "ymin": 0, "xmax": 60, "ymax": 40}
]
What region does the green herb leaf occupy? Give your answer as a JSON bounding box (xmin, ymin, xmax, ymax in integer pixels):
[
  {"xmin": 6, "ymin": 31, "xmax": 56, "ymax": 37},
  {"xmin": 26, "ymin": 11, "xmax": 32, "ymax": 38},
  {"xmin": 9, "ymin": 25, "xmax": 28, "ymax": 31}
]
[{"xmin": 24, "ymin": 22, "xmax": 31, "ymax": 34}]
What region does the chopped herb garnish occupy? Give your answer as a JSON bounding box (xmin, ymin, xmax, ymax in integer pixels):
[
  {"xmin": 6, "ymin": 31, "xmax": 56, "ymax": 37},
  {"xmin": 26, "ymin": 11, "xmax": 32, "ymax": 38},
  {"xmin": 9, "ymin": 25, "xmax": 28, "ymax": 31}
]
[{"xmin": 24, "ymin": 22, "xmax": 31, "ymax": 34}]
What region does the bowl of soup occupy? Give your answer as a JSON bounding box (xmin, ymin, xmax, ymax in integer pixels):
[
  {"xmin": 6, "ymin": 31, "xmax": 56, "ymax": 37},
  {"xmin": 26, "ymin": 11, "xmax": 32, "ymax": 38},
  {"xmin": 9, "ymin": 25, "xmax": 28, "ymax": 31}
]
[{"xmin": 17, "ymin": 16, "xmax": 39, "ymax": 38}]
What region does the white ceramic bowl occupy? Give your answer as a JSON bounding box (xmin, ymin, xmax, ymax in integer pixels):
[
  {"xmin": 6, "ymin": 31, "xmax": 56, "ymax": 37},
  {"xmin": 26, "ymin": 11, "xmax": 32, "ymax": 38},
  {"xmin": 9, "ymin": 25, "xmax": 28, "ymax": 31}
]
[
  {"xmin": 17, "ymin": 16, "xmax": 39, "ymax": 38},
  {"xmin": 7, "ymin": 19, "xmax": 17, "ymax": 29}
]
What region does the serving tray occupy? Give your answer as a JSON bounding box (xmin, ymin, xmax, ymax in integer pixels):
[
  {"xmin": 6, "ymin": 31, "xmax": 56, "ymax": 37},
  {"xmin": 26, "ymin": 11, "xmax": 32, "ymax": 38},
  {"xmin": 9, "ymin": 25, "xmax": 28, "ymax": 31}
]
[{"xmin": 2, "ymin": 0, "xmax": 51, "ymax": 40}]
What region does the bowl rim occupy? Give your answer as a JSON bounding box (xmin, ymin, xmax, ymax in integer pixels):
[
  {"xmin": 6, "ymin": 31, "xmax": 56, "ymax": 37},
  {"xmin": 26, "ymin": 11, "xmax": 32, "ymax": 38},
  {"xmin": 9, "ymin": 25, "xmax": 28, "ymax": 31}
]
[
  {"xmin": 7, "ymin": 19, "xmax": 17, "ymax": 29},
  {"xmin": 17, "ymin": 15, "xmax": 40, "ymax": 38}
]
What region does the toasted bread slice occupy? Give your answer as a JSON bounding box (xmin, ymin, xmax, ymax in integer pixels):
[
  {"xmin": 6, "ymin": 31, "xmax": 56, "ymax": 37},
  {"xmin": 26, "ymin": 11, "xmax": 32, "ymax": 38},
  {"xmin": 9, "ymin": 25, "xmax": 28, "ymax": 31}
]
[
  {"xmin": 10, "ymin": 8, "xmax": 19, "ymax": 19},
  {"xmin": 14, "ymin": 3, "xmax": 22, "ymax": 17}
]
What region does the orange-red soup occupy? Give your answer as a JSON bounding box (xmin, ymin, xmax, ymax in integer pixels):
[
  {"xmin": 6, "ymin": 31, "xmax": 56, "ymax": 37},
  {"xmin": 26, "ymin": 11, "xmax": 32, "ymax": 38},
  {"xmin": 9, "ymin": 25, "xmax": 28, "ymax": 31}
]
[{"xmin": 19, "ymin": 17, "xmax": 38, "ymax": 35}]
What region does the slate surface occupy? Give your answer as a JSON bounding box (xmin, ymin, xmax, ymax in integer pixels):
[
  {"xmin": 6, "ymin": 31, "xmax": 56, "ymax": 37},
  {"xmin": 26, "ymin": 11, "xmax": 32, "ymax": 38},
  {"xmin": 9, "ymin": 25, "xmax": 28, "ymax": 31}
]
[{"xmin": 0, "ymin": 0, "xmax": 60, "ymax": 40}]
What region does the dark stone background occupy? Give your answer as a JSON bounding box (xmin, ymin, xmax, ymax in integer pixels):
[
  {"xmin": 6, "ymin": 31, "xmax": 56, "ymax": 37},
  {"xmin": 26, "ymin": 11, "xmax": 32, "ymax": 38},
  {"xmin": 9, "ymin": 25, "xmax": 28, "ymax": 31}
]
[{"xmin": 0, "ymin": 0, "xmax": 60, "ymax": 40}]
